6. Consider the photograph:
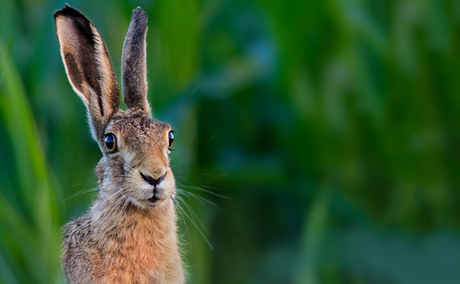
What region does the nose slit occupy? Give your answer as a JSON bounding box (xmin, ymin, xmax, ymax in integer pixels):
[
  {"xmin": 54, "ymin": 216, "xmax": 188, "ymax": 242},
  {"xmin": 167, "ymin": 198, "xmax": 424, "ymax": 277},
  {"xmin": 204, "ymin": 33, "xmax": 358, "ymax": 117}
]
[{"xmin": 140, "ymin": 172, "xmax": 166, "ymax": 186}]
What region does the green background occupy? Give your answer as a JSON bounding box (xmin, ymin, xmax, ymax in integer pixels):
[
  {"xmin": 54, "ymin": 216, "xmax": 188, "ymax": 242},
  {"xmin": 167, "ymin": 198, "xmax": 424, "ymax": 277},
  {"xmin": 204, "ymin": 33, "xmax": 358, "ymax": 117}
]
[{"xmin": 1, "ymin": 0, "xmax": 460, "ymax": 283}]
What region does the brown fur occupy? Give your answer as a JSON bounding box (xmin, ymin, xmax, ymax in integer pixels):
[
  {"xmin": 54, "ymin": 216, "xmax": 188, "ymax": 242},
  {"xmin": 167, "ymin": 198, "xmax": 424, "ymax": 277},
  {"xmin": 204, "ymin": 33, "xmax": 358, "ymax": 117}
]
[{"xmin": 55, "ymin": 5, "xmax": 184, "ymax": 283}]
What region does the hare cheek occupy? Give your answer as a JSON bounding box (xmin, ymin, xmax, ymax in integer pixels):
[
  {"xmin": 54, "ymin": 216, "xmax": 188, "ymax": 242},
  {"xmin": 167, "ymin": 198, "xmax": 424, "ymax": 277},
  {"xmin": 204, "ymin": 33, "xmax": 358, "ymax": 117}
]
[
  {"xmin": 163, "ymin": 149, "xmax": 169, "ymax": 161},
  {"xmin": 161, "ymin": 171, "xmax": 175, "ymax": 196},
  {"xmin": 122, "ymin": 151, "xmax": 136, "ymax": 173}
]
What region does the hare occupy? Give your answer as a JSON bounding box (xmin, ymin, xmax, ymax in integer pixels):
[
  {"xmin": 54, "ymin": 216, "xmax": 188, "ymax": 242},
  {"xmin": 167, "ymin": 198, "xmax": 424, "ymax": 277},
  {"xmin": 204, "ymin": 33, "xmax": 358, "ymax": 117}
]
[{"xmin": 54, "ymin": 5, "xmax": 184, "ymax": 283}]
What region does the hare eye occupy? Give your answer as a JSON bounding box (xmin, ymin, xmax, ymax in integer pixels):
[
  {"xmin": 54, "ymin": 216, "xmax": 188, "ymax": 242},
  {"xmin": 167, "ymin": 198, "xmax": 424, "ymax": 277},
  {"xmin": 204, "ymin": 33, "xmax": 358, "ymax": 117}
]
[
  {"xmin": 104, "ymin": 133, "xmax": 117, "ymax": 153},
  {"xmin": 168, "ymin": 131, "xmax": 174, "ymax": 148}
]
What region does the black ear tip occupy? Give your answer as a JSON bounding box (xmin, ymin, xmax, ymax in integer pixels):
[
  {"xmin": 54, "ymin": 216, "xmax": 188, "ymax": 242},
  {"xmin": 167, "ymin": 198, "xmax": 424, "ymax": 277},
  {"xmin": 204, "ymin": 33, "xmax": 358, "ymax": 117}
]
[
  {"xmin": 60, "ymin": 3, "xmax": 74, "ymax": 12},
  {"xmin": 54, "ymin": 4, "xmax": 83, "ymax": 19}
]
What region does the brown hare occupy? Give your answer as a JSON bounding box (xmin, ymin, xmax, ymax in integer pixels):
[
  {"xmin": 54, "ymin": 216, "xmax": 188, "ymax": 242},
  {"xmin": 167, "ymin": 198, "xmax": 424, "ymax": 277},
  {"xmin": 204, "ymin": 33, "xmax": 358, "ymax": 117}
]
[{"xmin": 54, "ymin": 5, "xmax": 184, "ymax": 283}]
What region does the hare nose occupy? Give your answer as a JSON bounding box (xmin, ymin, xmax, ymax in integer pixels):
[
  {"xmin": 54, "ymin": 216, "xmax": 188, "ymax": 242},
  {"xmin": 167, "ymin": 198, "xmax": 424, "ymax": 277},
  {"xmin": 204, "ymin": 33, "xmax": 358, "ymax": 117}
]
[{"xmin": 140, "ymin": 172, "xmax": 166, "ymax": 186}]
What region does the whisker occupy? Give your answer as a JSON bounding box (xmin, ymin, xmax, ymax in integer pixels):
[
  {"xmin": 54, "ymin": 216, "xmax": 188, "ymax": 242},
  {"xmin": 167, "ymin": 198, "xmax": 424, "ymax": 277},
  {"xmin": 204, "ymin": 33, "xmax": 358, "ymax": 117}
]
[
  {"xmin": 184, "ymin": 191, "xmax": 223, "ymax": 210},
  {"xmin": 178, "ymin": 183, "xmax": 230, "ymax": 199},
  {"xmin": 61, "ymin": 186, "xmax": 98, "ymax": 202},
  {"xmin": 180, "ymin": 199, "xmax": 209, "ymax": 234},
  {"xmin": 174, "ymin": 197, "xmax": 192, "ymax": 247},
  {"xmin": 170, "ymin": 149, "xmax": 189, "ymax": 168},
  {"xmin": 179, "ymin": 204, "xmax": 213, "ymax": 250}
]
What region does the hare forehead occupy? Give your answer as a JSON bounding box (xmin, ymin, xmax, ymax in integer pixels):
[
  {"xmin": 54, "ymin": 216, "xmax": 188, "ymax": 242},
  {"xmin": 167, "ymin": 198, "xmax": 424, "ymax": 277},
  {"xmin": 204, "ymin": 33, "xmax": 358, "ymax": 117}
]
[{"xmin": 110, "ymin": 116, "xmax": 169, "ymax": 145}]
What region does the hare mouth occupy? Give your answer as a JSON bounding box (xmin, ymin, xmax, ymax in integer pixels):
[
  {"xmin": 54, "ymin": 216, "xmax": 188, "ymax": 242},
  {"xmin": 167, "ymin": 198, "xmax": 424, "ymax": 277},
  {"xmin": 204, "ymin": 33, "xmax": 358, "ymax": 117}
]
[
  {"xmin": 147, "ymin": 195, "xmax": 160, "ymax": 203},
  {"xmin": 147, "ymin": 187, "xmax": 163, "ymax": 203}
]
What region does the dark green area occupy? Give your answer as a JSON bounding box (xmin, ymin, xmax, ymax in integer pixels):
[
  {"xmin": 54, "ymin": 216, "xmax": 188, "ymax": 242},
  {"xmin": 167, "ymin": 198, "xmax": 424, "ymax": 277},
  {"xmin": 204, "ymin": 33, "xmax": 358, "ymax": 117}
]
[{"xmin": 1, "ymin": 0, "xmax": 460, "ymax": 283}]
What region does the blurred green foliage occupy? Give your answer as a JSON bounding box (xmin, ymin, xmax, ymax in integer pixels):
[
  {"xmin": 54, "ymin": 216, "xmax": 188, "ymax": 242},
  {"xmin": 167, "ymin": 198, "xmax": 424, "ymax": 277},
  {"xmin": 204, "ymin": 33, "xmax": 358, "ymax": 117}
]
[{"xmin": 1, "ymin": 0, "xmax": 460, "ymax": 283}]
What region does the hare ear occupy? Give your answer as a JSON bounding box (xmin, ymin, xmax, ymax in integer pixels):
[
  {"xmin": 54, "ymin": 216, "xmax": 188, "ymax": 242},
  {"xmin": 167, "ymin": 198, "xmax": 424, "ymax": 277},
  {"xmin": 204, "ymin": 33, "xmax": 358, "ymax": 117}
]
[
  {"xmin": 54, "ymin": 5, "xmax": 120, "ymax": 141},
  {"xmin": 122, "ymin": 7, "xmax": 151, "ymax": 114}
]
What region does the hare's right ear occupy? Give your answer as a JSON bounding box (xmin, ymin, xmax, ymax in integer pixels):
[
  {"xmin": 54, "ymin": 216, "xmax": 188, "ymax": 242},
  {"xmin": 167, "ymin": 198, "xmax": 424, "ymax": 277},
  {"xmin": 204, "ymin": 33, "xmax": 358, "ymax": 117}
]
[{"xmin": 54, "ymin": 5, "xmax": 120, "ymax": 141}]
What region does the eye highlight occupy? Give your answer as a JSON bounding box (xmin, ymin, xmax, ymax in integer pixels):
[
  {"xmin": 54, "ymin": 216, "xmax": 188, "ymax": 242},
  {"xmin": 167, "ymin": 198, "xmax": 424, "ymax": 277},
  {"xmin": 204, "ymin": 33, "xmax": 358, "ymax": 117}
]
[
  {"xmin": 104, "ymin": 133, "xmax": 117, "ymax": 153},
  {"xmin": 168, "ymin": 131, "xmax": 174, "ymax": 149}
]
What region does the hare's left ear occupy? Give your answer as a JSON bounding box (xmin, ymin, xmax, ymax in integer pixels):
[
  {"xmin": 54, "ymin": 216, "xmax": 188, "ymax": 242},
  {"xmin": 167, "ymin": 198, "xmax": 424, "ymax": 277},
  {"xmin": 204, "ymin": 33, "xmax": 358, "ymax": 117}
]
[
  {"xmin": 122, "ymin": 7, "xmax": 151, "ymax": 114},
  {"xmin": 54, "ymin": 5, "xmax": 120, "ymax": 141}
]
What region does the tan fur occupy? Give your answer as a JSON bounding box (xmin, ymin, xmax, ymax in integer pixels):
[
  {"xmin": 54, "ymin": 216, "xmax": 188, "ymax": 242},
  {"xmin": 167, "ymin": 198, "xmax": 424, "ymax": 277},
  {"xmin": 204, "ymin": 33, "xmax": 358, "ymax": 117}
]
[
  {"xmin": 55, "ymin": 5, "xmax": 184, "ymax": 283},
  {"xmin": 62, "ymin": 113, "xmax": 184, "ymax": 284},
  {"xmin": 64, "ymin": 199, "xmax": 183, "ymax": 283}
]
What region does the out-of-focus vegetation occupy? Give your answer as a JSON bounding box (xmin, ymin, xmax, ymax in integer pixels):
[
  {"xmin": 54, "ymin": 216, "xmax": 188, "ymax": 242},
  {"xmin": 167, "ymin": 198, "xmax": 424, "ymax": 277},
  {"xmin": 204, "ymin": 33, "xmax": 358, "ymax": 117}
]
[{"xmin": 1, "ymin": 0, "xmax": 460, "ymax": 283}]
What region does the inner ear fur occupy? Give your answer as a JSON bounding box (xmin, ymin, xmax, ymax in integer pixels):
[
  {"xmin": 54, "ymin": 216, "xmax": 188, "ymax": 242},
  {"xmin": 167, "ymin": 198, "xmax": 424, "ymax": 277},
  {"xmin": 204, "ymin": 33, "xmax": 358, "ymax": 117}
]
[
  {"xmin": 54, "ymin": 4, "xmax": 120, "ymax": 140},
  {"xmin": 122, "ymin": 7, "xmax": 151, "ymax": 115}
]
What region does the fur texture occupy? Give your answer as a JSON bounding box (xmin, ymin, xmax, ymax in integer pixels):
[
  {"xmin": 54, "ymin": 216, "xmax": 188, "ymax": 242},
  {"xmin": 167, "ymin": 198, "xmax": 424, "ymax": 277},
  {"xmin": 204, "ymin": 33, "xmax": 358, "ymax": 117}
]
[{"xmin": 55, "ymin": 5, "xmax": 184, "ymax": 283}]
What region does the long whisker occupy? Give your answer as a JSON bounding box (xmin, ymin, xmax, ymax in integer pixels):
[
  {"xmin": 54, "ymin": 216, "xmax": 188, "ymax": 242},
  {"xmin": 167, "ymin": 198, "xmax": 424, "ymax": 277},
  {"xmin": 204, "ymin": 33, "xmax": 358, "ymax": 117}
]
[
  {"xmin": 174, "ymin": 196, "xmax": 192, "ymax": 247},
  {"xmin": 180, "ymin": 198, "xmax": 209, "ymax": 234},
  {"xmin": 62, "ymin": 186, "xmax": 99, "ymax": 202},
  {"xmin": 170, "ymin": 148, "xmax": 190, "ymax": 168},
  {"xmin": 174, "ymin": 198, "xmax": 188, "ymax": 232},
  {"xmin": 177, "ymin": 183, "xmax": 230, "ymax": 199},
  {"xmin": 179, "ymin": 203, "xmax": 213, "ymax": 250},
  {"xmin": 178, "ymin": 189, "xmax": 223, "ymax": 211},
  {"xmin": 184, "ymin": 191, "xmax": 223, "ymax": 210}
]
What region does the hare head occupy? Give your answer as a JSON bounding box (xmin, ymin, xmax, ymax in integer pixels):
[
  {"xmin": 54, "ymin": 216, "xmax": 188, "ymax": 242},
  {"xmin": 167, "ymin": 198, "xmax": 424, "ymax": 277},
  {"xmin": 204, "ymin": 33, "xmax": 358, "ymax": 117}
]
[{"xmin": 55, "ymin": 5, "xmax": 175, "ymax": 210}]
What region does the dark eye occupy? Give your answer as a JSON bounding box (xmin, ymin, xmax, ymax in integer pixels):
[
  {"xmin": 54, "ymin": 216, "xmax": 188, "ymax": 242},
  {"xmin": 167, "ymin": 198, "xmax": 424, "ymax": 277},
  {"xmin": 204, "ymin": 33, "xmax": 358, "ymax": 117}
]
[
  {"xmin": 168, "ymin": 131, "xmax": 174, "ymax": 149},
  {"xmin": 104, "ymin": 133, "xmax": 117, "ymax": 153}
]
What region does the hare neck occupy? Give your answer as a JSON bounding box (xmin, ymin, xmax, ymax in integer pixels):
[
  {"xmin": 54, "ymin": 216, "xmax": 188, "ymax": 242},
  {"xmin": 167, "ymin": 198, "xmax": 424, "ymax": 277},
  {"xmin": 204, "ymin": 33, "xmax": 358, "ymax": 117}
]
[{"xmin": 90, "ymin": 197, "xmax": 177, "ymax": 236}]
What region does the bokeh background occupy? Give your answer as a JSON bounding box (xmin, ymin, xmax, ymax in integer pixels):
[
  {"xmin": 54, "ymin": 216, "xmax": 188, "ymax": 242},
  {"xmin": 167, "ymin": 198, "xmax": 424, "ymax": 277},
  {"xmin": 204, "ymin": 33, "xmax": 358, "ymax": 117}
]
[{"xmin": 1, "ymin": 0, "xmax": 460, "ymax": 283}]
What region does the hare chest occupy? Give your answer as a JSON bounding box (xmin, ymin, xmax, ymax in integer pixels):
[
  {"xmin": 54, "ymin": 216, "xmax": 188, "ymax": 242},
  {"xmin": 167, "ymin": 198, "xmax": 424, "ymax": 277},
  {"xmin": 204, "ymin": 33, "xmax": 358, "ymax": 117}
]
[
  {"xmin": 63, "ymin": 206, "xmax": 183, "ymax": 284},
  {"xmin": 92, "ymin": 236, "xmax": 159, "ymax": 283},
  {"xmin": 91, "ymin": 217, "xmax": 180, "ymax": 283}
]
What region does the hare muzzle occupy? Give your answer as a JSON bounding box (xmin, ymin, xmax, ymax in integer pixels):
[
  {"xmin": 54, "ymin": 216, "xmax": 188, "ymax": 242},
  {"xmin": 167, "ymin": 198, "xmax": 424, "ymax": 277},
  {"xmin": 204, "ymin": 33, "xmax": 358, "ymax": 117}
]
[{"xmin": 140, "ymin": 171, "xmax": 166, "ymax": 201}]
